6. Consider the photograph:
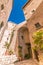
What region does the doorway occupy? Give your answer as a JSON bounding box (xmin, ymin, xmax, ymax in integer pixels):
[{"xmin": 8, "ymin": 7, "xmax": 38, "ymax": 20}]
[{"xmin": 18, "ymin": 27, "xmax": 32, "ymax": 60}]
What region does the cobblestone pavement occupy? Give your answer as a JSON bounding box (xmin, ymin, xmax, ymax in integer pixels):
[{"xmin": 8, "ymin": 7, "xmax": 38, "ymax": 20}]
[{"xmin": 14, "ymin": 59, "xmax": 39, "ymax": 65}]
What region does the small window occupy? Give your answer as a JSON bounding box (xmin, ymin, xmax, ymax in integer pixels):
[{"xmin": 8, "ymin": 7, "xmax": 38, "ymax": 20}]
[
  {"xmin": 7, "ymin": 38, "xmax": 8, "ymax": 40},
  {"xmin": 35, "ymin": 23, "xmax": 41, "ymax": 29},
  {"xmin": 0, "ymin": 21, "xmax": 4, "ymax": 29},
  {"xmin": 31, "ymin": 9, "xmax": 35, "ymax": 13},
  {"xmin": 1, "ymin": 4, "xmax": 4, "ymax": 10},
  {"xmin": 30, "ymin": 9, "xmax": 35, "ymax": 14},
  {"xmin": 21, "ymin": 36, "xmax": 24, "ymax": 39}
]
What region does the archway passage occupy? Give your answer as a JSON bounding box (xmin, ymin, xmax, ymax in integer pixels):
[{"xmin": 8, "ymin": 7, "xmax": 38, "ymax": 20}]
[{"xmin": 18, "ymin": 27, "xmax": 32, "ymax": 60}]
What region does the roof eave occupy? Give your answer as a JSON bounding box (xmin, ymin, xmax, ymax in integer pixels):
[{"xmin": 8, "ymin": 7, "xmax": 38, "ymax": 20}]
[{"xmin": 22, "ymin": 0, "xmax": 31, "ymax": 9}]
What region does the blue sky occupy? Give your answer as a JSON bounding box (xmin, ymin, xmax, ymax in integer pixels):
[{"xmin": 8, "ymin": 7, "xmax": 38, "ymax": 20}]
[{"xmin": 8, "ymin": 0, "xmax": 28, "ymax": 24}]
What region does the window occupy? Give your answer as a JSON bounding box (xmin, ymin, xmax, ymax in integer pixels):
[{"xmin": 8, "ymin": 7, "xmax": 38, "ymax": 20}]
[
  {"xmin": 0, "ymin": 21, "xmax": 4, "ymax": 29},
  {"xmin": 31, "ymin": 9, "xmax": 35, "ymax": 13},
  {"xmin": 7, "ymin": 38, "xmax": 8, "ymax": 40},
  {"xmin": 1, "ymin": 4, "xmax": 4, "ymax": 10},
  {"xmin": 35, "ymin": 23, "xmax": 41, "ymax": 29},
  {"xmin": 30, "ymin": 9, "xmax": 35, "ymax": 14},
  {"xmin": 21, "ymin": 36, "xmax": 24, "ymax": 39}
]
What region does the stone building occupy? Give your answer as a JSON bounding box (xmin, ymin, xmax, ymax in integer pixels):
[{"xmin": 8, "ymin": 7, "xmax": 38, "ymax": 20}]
[
  {"xmin": 0, "ymin": 0, "xmax": 13, "ymax": 41},
  {"xmin": 14, "ymin": 0, "xmax": 43, "ymax": 61},
  {"xmin": 0, "ymin": 0, "xmax": 43, "ymax": 63}
]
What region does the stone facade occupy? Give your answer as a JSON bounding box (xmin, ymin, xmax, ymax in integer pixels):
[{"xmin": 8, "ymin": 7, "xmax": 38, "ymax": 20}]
[
  {"xmin": 0, "ymin": 0, "xmax": 13, "ymax": 41},
  {"xmin": 15, "ymin": 0, "xmax": 43, "ymax": 61},
  {"xmin": 22, "ymin": 0, "xmax": 43, "ymax": 61},
  {"xmin": 0, "ymin": 0, "xmax": 43, "ymax": 63}
]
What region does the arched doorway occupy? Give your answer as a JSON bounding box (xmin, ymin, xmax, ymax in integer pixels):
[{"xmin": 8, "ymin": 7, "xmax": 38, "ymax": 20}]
[{"xmin": 18, "ymin": 27, "xmax": 32, "ymax": 60}]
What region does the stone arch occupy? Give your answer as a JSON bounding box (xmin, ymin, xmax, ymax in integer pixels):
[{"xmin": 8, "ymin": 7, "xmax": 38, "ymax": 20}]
[{"xmin": 17, "ymin": 27, "xmax": 32, "ymax": 60}]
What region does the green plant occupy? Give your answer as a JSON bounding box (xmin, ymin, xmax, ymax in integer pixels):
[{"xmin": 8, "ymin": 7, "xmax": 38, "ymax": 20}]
[
  {"xmin": 18, "ymin": 45, "xmax": 22, "ymax": 57},
  {"xmin": 9, "ymin": 50, "xmax": 14, "ymax": 55},
  {"xmin": 24, "ymin": 54, "xmax": 30, "ymax": 59},
  {"xmin": 18, "ymin": 45, "xmax": 22, "ymax": 49},
  {"xmin": 4, "ymin": 42, "xmax": 10, "ymax": 49},
  {"xmin": 33, "ymin": 30, "xmax": 43, "ymax": 51},
  {"xmin": 19, "ymin": 51, "xmax": 22, "ymax": 57},
  {"xmin": 33, "ymin": 46, "xmax": 38, "ymax": 51}
]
